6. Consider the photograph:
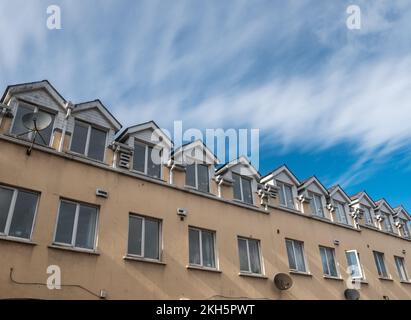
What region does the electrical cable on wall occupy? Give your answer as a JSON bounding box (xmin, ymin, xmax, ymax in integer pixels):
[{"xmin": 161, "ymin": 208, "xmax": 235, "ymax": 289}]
[{"xmin": 9, "ymin": 268, "xmax": 103, "ymax": 299}]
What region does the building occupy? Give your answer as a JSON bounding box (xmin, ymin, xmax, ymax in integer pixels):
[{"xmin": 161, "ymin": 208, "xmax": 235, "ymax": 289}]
[{"xmin": 0, "ymin": 80, "xmax": 410, "ymax": 300}]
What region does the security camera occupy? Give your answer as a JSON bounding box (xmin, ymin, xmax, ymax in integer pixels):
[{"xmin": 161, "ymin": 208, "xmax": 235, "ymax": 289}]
[{"xmin": 177, "ymin": 208, "xmax": 187, "ymax": 220}]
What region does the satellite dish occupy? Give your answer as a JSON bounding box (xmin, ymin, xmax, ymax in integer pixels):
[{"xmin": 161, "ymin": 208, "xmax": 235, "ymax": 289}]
[
  {"xmin": 344, "ymin": 288, "xmax": 360, "ymax": 300},
  {"xmin": 274, "ymin": 273, "xmax": 293, "ymax": 290},
  {"xmin": 22, "ymin": 112, "xmax": 52, "ymax": 131},
  {"xmin": 18, "ymin": 111, "xmax": 53, "ymax": 155}
]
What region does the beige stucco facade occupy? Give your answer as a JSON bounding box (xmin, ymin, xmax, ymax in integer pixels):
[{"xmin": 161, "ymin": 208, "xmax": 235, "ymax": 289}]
[{"xmin": 1, "ymin": 81, "xmax": 411, "ymax": 300}]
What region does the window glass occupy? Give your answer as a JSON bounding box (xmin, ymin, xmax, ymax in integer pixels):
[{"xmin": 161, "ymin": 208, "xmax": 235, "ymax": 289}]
[
  {"xmin": 197, "ymin": 164, "xmax": 209, "ymax": 192},
  {"xmin": 232, "ymin": 174, "xmax": 242, "ymax": 200},
  {"xmin": 70, "ymin": 121, "xmax": 88, "ymax": 155},
  {"xmin": 147, "ymin": 146, "xmax": 161, "ymax": 178},
  {"xmin": 189, "ymin": 228, "xmax": 201, "ymax": 265},
  {"xmin": 294, "ymin": 241, "xmax": 306, "ymax": 272},
  {"xmin": 278, "ymin": 183, "xmax": 286, "ymax": 206},
  {"xmin": 54, "ymin": 201, "xmax": 77, "ymax": 244},
  {"xmin": 185, "ymin": 164, "xmax": 196, "ymax": 187},
  {"xmin": 238, "ymin": 238, "xmax": 249, "ymax": 272},
  {"xmin": 395, "ymin": 256, "xmax": 408, "ymax": 281},
  {"xmin": 88, "ymin": 127, "xmax": 106, "ymax": 161},
  {"xmin": 383, "ymin": 215, "xmax": 393, "ymax": 233},
  {"xmin": 402, "ymin": 221, "xmax": 410, "ymax": 238},
  {"xmin": 373, "ymin": 251, "xmax": 388, "ymax": 278},
  {"xmin": 284, "ymin": 184, "xmax": 294, "ymax": 208},
  {"xmin": 8, "ymin": 191, "xmax": 38, "ymax": 239},
  {"xmin": 248, "ymin": 239, "xmax": 261, "ymax": 274},
  {"xmin": 128, "ymin": 215, "xmax": 143, "ymax": 256},
  {"xmin": 335, "ymin": 202, "xmax": 348, "ymax": 224},
  {"xmin": 310, "ymin": 193, "xmax": 324, "ymax": 217},
  {"xmin": 320, "ymin": 246, "xmax": 338, "ymax": 277},
  {"xmin": 345, "ymin": 250, "xmax": 362, "ymax": 279},
  {"xmin": 201, "ymin": 230, "xmax": 215, "ymax": 268},
  {"xmin": 241, "ymin": 177, "xmax": 253, "ymax": 204},
  {"xmin": 363, "ymin": 206, "xmax": 373, "ymax": 225},
  {"xmin": 286, "ymin": 239, "xmax": 296, "ymax": 270},
  {"xmin": 75, "ymin": 204, "xmax": 97, "ymax": 249},
  {"xmin": 0, "ymin": 187, "xmax": 13, "ymax": 234},
  {"xmin": 133, "ymin": 143, "xmax": 146, "ymax": 173},
  {"xmin": 144, "ymin": 218, "xmax": 160, "ymax": 259},
  {"xmin": 33, "ymin": 110, "xmax": 55, "ymax": 146},
  {"xmin": 11, "ymin": 104, "xmax": 34, "ymax": 138}
]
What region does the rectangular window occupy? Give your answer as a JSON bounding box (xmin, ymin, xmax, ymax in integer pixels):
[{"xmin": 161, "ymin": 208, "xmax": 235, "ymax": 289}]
[
  {"xmin": 232, "ymin": 173, "xmax": 253, "ymax": 204},
  {"xmin": 345, "ymin": 250, "xmax": 363, "ymax": 279},
  {"xmin": 383, "ymin": 215, "xmax": 393, "ymax": 233},
  {"xmin": 128, "ymin": 214, "xmax": 161, "ymax": 260},
  {"xmin": 132, "ymin": 142, "xmax": 162, "ymax": 179},
  {"xmin": 362, "ymin": 206, "xmax": 373, "ymax": 225},
  {"xmin": 189, "ymin": 227, "xmax": 216, "ymax": 268},
  {"xmin": 373, "ymin": 251, "xmax": 389, "ymax": 278},
  {"xmin": 309, "ymin": 192, "xmax": 324, "ymax": 217},
  {"xmin": 238, "ymin": 237, "xmax": 262, "ymax": 274},
  {"xmin": 277, "ymin": 181, "xmax": 294, "ymax": 209},
  {"xmin": 185, "ymin": 163, "xmax": 210, "ymax": 193},
  {"xmin": 319, "ymin": 246, "xmax": 338, "ymax": 277},
  {"xmin": 402, "ymin": 220, "xmax": 410, "ymax": 238},
  {"xmin": 70, "ymin": 120, "xmax": 107, "ymax": 162},
  {"xmin": 11, "ymin": 102, "xmax": 55, "ymax": 146},
  {"xmin": 394, "ymin": 256, "xmax": 409, "ymax": 282},
  {"xmin": 54, "ymin": 200, "xmax": 98, "ymax": 250},
  {"xmin": 286, "ymin": 239, "xmax": 307, "ymax": 273},
  {"xmin": 0, "ymin": 186, "xmax": 39, "ymax": 240},
  {"xmin": 334, "ymin": 201, "xmax": 349, "ymax": 224}
]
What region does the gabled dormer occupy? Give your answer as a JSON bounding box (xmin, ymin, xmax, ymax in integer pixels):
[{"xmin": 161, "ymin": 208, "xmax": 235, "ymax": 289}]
[
  {"xmin": 327, "ymin": 185, "xmax": 353, "ymax": 226},
  {"xmin": 115, "ymin": 121, "xmax": 172, "ymax": 180},
  {"xmin": 1, "ymin": 80, "xmax": 69, "ymax": 149},
  {"xmin": 298, "ymin": 176, "xmax": 329, "ymax": 218},
  {"xmin": 350, "ymin": 191, "xmax": 377, "ymax": 228},
  {"xmin": 374, "ymin": 199, "xmax": 396, "ymax": 234},
  {"xmin": 394, "ymin": 206, "xmax": 411, "ymax": 238},
  {"xmin": 68, "ymin": 100, "xmax": 122, "ymax": 163},
  {"xmin": 215, "ymin": 156, "xmax": 260, "ymax": 205},
  {"xmin": 260, "ymin": 165, "xmax": 299, "ymax": 210},
  {"xmin": 173, "ymin": 140, "xmax": 218, "ymax": 194}
]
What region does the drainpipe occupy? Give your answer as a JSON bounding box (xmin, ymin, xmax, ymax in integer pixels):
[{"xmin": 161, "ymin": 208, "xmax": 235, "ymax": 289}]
[
  {"xmin": 167, "ymin": 159, "xmax": 175, "ymax": 185},
  {"xmin": 112, "ymin": 143, "xmax": 120, "ymax": 168},
  {"xmin": 59, "ymin": 101, "xmax": 73, "ymax": 152},
  {"xmin": 216, "ymin": 175, "xmax": 224, "ymax": 198}
]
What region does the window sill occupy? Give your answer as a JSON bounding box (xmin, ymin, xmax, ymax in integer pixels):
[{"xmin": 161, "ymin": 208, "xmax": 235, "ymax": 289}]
[
  {"xmin": 187, "ymin": 265, "xmax": 221, "ymax": 273},
  {"xmin": 48, "ymin": 244, "xmax": 100, "ymax": 255},
  {"xmin": 0, "ymin": 235, "xmax": 37, "ymax": 246},
  {"xmin": 238, "ymin": 272, "xmax": 268, "ymax": 279},
  {"xmin": 65, "ymin": 151, "xmax": 107, "ymax": 166},
  {"xmin": 400, "ymin": 280, "xmax": 411, "ymax": 284},
  {"xmin": 184, "ymin": 185, "xmax": 214, "ymax": 196},
  {"xmin": 232, "ymin": 199, "xmax": 258, "ymax": 208},
  {"xmin": 289, "ymin": 270, "xmax": 312, "ymax": 277},
  {"xmin": 323, "ymin": 275, "xmax": 344, "ymax": 281},
  {"xmin": 124, "ymin": 255, "xmax": 166, "ymax": 265},
  {"xmin": 378, "ymin": 276, "xmax": 394, "ymax": 282},
  {"xmin": 352, "ymin": 279, "xmax": 368, "ymax": 285}
]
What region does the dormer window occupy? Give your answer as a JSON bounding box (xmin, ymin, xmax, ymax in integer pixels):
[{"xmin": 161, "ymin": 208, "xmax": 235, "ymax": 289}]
[
  {"xmin": 186, "ymin": 163, "xmax": 209, "ymax": 193},
  {"xmin": 232, "ymin": 173, "xmax": 253, "ymax": 204},
  {"xmin": 309, "ymin": 192, "xmax": 324, "ymax": 217},
  {"xmin": 402, "ymin": 220, "xmax": 410, "ymax": 238},
  {"xmin": 70, "ymin": 120, "xmax": 107, "ymax": 162},
  {"xmin": 11, "ymin": 102, "xmax": 55, "ymax": 147},
  {"xmin": 362, "ymin": 206, "xmax": 374, "ymax": 226},
  {"xmin": 334, "ymin": 201, "xmax": 349, "ymax": 224},
  {"xmin": 133, "ymin": 142, "xmax": 162, "ymax": 179},
  {"xmin": 383, "ymin": 214, "xmax": 393, "ymax": 233},
  {"xmin": 277, "ymin": 181, "xmax": 294, "ymax": 209}
]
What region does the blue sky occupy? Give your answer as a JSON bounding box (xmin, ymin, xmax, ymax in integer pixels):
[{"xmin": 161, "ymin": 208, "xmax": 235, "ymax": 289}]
[{"xmin": 1, "ymin": 0, "xmax": 411, "ymax": 209}]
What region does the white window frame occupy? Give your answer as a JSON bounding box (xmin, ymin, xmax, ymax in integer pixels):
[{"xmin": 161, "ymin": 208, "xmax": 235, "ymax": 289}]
[
  {"xmin": 394, "ymin": 256, "xmax": 409, "ymax": 282},
  {"xmin": 345, "ymin": 250, "xmax": 364, "ymax": 280},
  {"xmin": 286, "ymin": 239, "xmax": 308, "ymax": 273},
  {"xmin": 0, "ymin": 185, "xmax": 39, "ymax": 241},
  {"xmin": 10, "ymin": 102, "xmax": 56, "ymax": 147},
  {"xmin": 53, "ymin": 199, "xmax": 99, "ymax": 251},
  {"xmin": 232, "ymin": 173, "xmax": 253, "ymax": 204},
  {"xmin": 132, "ymin": 140, "xmax": 163, "ymax": 179},
  {"xmin": 373, "ymin": 251, "xmax": 389, "ymax": 278},
  {"xmin": 185, "ymin": 163, "xmax": 210, "ymax": 192},
  {"xmin": 383, "ymin": 214, "xmax": 393, "ymax": 233},
  {"xmin": 334, "ymin": 200, "xmax": 349, "ymax": 225},
  {"xmin": 362, "ymin": 205, "xmax": 374, "ymax": 226},
  {"xmin": 69, "ymin": 119, "xmax": 108, "ymax": 162},
  {"xmin": 319, "ymin": 246, "xmax": 339, "ymax": 278},
  {"xmin": 277, "ymin": 181, "xmax": 294, "ymax": 209},
  {"xmin": 127, "ymin": 214, "xmax": 162, "ymax": 261},
  {"xmin": 188, "ymin": 227, "xmax": 217, "ymax": 269},
  {"xmin": 238, "ymin": 236, "xmax": 264, "ymax": 275},
  {"xmin": 402, "ymin": 220, "xmax": 410, "ymax": 238},
  {"xmin": 309, "ymin": 192, "xmax": 325, "ymax": 217}
]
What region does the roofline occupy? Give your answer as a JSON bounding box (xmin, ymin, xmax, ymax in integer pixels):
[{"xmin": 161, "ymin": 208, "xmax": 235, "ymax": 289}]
[
  {"xmin": 261, "ymin": 163, "xmax": 300, "ymax": 185},
  {"xmin": 74, "ymin": 99, "xmax": 122, "ymax": 131},
  {"xmin": 215, "ymin": 155, "xmax": 261, "ymax": 178},
  {"xmin": 298, "ymin": 175, "xmax": 329, "ymax": 195},
  {"xmin": 116, "ymin": 120, "xmax": 162, "ymax": 142}
]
